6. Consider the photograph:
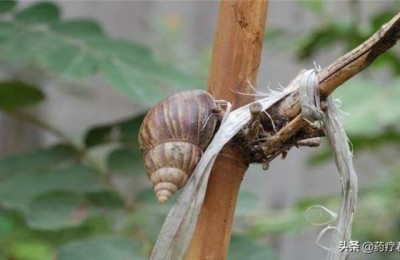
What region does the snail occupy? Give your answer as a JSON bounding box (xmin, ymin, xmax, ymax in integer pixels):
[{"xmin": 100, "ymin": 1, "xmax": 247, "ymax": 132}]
[{"xmin": 138, "ymin": 90, "xmax": 221, "ymax": 203}]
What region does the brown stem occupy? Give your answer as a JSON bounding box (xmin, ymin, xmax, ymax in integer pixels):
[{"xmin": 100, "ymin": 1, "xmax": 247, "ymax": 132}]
[
  {"xmin": 260, "ymin": 12, "xmax": 400, "ymax": 165},
  {"xmin": 186, "ymin": 0, "xmax": 268, "ymax": 259},
  {"xmin": 281, "ymin": 12, "xmax": 400, "ymax": 118}
]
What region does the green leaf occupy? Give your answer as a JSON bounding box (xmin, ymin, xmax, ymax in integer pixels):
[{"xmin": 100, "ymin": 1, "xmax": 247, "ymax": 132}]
[
  {"xmin": 263, "ymin": 28, "xmax": 285, "ymax": 43},
  {"xmin": 86, "ymin": 191, "xmax": 124, "ymax": 209},
  {"xmin": 236, "ymin": 190, "xmax": 261, "ymax": 216},
  {"xmin": 307, "ymin": 148, "xmax": 332, "ymax": 165},
  {"xmin": 134, "ymin": 188, "xmax": 177, "ymax": 209},
  {"xmin": 84, "ymin": 113, "xmax": 145, "ymax": 147},
  {"xmin": 130, "ymin": 189, "xmax": 175, "ymax": 243},
  {"xmin": 57, "ymin": 236, "xmax": 146, "ymax": 260},
  {"xmin": 108, "ymin": 147, "xmax": 143, "ymax": 176},
  {"xmin": 25, "ymin": 191, "xmax": 87, "ymax": 230},
  {"xmin": 350, "ymin": 132, "xmax": 400, "ymax": 148},
  {"xmin": 335, "ymin": 78, "xmax": 400, "ymax": 136},
  {"xmin": 0, "ymin": 165, "xmax": 104, "ymax": 211},
  {"xmin": 247, "ymin": 210, "xmax": 307, "ymax": 236},
  {"xmin": 130, "ymin": 188, "xmax": 175, "ymax": 242},
  {"xmin": 0, "ymin": 0, "xmax": 16, "ymax": 14},
  {"xmin": 0, "ymin": 145, "xmax": 76, "ymax": 178},
  {"xmin": 10, "ymin": 240, "xmax": 53, "ymax": 260},
  {"xmin": 0, "ymin": 22, "xmax": 53, "ymax": 63},
  {"xmin": 371, "ymin": 51, "xmax": 400, "ymax": 75},
  {"xmin": 0, "ymin": 212, "xmax": 14, "ymax": 235},
  {"xmin": 51, "ymin": 19, "xmax": 104, "ymax": 38},
  {"xmin": 98, "ymin": 55, "xmax": 201, "ymax": 105},
  {"xmin": 308, "ymin": 78, "xmax": 400, "ymax": 165},
  {"xmin": 0, "ymin": 17, "xmax": 203, "ymax": 105},
  {"xmin": 308, "ymin": 132, "xmax": 400, "ymax": 165},
  {"xmin": 38, "ymin": 43, "xmax": 86, "ymax": 76},
  {"xmin": 296, "ymin": 21, "xmax": 362, "ymax": 60},
  {"xmin": 371, "ymin": 10, "xmax": 399, "ymax": 32},
  {"xmin": 299, "ymin": 0, "xmax": 325, "ymax": 12},
  {"xmin": 228, "ymin": 235, "xmax": 277, "ymax": 260},
  {"xmin": 99, "ymin": 60, "xmax": 152, "ymax": 102},
  {"xmin": 0, "ymin": 81, "xmax": 44, "ymax": 110},
  {"xmin": 130, "ymin": 209, "xmax": 165, "ymax": 243},
  {"xmin": 134, "ymin": 188, "xmax": 159, "ymax": 205},
  {"xmin": 0, "ymin": 20, "xmax": 13, "ymax": 44},
  {"xmin": 15, "ymin": 2, "xmax": 60, "ymax": 24},
  {"xmin": 105, "ymin": 150, "xmax": 145, "ymax": 207},
  {"xmin": 296, "ymin": 23, "xmax": 343, "ymax": 60},
  {"xmin": 86, "ymin": 37, "xmax": 150, "ymax": 60}
]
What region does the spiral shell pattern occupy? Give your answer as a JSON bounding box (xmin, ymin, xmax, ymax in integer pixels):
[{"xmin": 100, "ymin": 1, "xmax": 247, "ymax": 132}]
[{"xmin": 139, "ymin": 90, "xmax": 218, "ymax": 203}]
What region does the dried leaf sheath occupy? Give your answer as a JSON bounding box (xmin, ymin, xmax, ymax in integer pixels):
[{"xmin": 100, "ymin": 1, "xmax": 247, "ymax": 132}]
[{"xmin": 150, "ymin": 80, "xmax": 300, "ymax": 259}]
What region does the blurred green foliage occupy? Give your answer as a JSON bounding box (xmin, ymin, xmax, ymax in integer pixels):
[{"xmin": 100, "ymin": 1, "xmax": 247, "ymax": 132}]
[
  {"xmin": 0, "ymin": 81, "xmax": 44, "ymax": 111},
  {"xmin": 0, "ymin": 0, "xmax": 399, "ymax": 259},
  {"xmin": 0, "ymin": 0, "xmax": 203, "ymax": 106},
  {"xmin": 277, "ymin": 1, "xmax": 400, "ymax": 259}
]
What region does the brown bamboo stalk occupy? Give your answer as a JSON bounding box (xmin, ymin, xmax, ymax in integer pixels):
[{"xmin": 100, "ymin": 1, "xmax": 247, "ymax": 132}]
[{"xmin": 185, "ymin": 1, "xmax": 268, "ymax": 259}]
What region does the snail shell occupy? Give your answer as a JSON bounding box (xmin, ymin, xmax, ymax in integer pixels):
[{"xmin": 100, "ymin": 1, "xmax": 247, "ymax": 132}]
[{"xmin": 138, "ymin": 90, "xmax": 219, "ymax": 203}]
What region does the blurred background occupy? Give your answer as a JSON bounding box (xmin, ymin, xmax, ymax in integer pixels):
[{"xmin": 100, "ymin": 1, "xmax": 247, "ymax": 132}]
[{"xmin": 0, "ymin": 0, "xmax": 399, "ymax": 259}]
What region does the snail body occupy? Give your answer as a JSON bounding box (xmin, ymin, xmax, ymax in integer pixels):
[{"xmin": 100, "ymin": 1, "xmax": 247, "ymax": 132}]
[{"xmin": 139, "ymin": 90, "xmax": 219, "ymax": 203}]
